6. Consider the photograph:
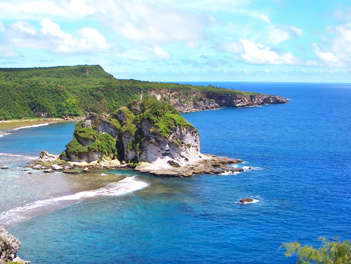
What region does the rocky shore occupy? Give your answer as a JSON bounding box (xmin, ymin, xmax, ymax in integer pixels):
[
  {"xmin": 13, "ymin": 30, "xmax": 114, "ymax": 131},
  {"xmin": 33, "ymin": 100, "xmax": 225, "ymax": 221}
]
[
  {"xmin": 147, "ymin": 89, "xmax": 287, "ymax": 113},
  {"xmin": 0, "ymin": 225, "xmax": 29, "ymax": 264}
]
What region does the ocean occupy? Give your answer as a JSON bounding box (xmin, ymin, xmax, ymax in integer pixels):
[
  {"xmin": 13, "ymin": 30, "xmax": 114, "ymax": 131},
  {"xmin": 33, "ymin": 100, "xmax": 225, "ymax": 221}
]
[{"xmin": 0, "ymin": 83, "xmax": 350, "ymax": 263}]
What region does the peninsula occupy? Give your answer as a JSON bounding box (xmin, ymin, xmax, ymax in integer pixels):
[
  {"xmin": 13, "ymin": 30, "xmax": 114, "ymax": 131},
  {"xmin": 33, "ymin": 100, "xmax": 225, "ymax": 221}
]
[{"xmin": 0, "ymin": 65, "xmax": 286, "ymax": 120}]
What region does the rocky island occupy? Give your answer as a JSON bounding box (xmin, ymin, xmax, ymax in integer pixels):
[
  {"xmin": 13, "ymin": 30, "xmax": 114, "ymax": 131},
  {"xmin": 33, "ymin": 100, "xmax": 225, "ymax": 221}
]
[{"xmin": 28, "ymin": 100, "xmax": 243, "ymax": 177}]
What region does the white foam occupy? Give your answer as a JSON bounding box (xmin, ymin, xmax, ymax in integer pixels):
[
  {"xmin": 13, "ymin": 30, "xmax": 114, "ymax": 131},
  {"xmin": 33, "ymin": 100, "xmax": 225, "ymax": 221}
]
[
  {"xmin": 243, "ymin": 166, "xmax": 263, "ymax": 171},
  {"xmin": 0, "ymin": 176, "xmax": 148, "ymax": 227},
  {"xmin": 0, "ymin": 153, "xmax": 37, "ymax": 160},
  {"xmin": 12, "ymin": 123, "xmax": 53, "ymax": 131},
  {"xmin": 220, "ymin": 171, "xmax": 241, "ymax": 175},
  {"xmin": 0, "ymin": 133, "xmax": 11, "ymax": 138}
]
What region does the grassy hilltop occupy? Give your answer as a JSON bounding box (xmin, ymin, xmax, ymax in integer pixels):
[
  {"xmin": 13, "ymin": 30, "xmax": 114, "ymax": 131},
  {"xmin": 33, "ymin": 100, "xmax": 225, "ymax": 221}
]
[{"xmin": 0, "ymin": 65, "xmax": 257, "ymax": 120}]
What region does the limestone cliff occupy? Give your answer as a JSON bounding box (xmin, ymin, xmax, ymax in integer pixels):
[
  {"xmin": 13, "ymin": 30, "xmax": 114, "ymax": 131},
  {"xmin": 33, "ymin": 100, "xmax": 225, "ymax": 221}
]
[
  {"xmin": 62, "ymin": 100, "xmax": 200, "ymax": 165},
  {"xmin": 0, "ymin": 225, "xmax": 29, "ymax": 264},
  {"xmin": 146, "ymin": 89, "xmax": 287, "ymax": 113}
]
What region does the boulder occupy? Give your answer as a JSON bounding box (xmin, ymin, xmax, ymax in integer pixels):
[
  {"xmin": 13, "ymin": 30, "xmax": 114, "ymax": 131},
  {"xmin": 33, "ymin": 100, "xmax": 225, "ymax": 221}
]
[
  {"xmin": 33, "ymin": 165, "xmax": 42, "ymax": 170},
  {"xmin": 43, "ymin": 169, "xmax": 54, "ymax": 173},
  {"xmin": 1, "ymin": 166, "xmax": 9, "ymax": 170},
  {"xmin": 37, "ymin": 150, "xmax": 59, "ymax": 162},
  {"xmin": 52, "ymin": 164, "xmax": 63, "ymax": 171},
  {"xmin": 240, "ymin": 198, "xmax": 254, "ymax": 204}
]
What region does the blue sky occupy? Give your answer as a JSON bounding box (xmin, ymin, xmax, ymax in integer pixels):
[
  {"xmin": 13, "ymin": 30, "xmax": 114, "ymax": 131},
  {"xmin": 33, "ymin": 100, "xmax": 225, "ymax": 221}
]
[{"xmin": 1, "ymin": 0, "xmax": 351, "ymax": 82}]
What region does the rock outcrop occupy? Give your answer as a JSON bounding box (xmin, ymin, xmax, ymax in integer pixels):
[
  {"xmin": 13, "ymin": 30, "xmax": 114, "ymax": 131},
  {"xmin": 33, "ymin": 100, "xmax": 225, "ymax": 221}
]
[
  {"xmin": 240, "ymin": 198, "xmax": 254, "ymax": 204},
  {"xmin": 147, "ymin": 89, "xmax": 287, "ymax": 113},
  {"xmin": 58, "ymin": 100, "xmax": 244, "ymax": 176},
  {"xmin": 0, "ymin": 225, "xmax": 29, "ymax": 264}
]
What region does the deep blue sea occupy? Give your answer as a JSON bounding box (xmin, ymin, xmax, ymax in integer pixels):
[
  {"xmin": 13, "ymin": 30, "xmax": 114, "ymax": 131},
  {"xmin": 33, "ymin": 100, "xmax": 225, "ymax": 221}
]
[{"xmin": 1, "ymin": 83, "xmax": 351, "ymax": 263}]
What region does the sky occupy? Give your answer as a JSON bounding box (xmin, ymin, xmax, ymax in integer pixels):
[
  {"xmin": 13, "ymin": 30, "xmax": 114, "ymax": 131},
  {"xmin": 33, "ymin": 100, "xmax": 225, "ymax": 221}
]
[{"xmin": 1, "ymin": 0, "xmax": 351, "ymax": 82}]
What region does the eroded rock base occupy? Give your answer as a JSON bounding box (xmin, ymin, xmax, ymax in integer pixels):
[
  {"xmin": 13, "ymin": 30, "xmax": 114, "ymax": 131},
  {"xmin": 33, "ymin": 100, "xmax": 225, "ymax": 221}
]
[{"xmin": 135, "ymin": 154, "xmax": 243, "ymax": 177}]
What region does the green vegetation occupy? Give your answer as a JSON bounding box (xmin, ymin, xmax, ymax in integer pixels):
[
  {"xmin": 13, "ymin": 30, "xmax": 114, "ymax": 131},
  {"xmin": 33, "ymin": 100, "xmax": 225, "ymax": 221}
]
[
  {"xmin": 281, "ymin": 237, "xmax": 351, "ymax": 264},
  {"xmin": 136, "ymin": 100, "xmax": 195, "ymax": 137},
  {"xmin": 0, "ymin": 65, "xmax": 259, "ymax": 120},
  {"xmin": 65, "ymin": 121, "xmax": 117, "ymax": 159}
]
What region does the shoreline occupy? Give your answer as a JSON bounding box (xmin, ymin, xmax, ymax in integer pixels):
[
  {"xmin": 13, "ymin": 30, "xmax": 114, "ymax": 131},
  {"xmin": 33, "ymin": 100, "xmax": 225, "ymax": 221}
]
[
  {"xmin": 0, "ymin": 117, "xmax": 83, "ymax": 133},
  {"xmin": 0, "ymin": 116, "xmax": 84, "ymax": 124}
]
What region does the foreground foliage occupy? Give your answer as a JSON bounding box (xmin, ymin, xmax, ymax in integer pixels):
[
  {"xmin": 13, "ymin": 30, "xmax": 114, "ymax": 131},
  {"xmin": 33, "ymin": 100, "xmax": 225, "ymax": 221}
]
[
  {"xmin": 281, "ymin": 237, "xmax": 351, "ymax": 264},
  {"xmin": 0, "ymin": 65, "xmax": 258, "ymax": 120}
]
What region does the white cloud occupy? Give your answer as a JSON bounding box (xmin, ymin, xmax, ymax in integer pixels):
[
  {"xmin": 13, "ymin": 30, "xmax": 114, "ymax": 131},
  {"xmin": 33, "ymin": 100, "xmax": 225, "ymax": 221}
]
[
  {"xmin": 223, "ymin": 41, "xmax": 244, "ymax": 53},
  {"xmin": 0, "ymin": 44, "xmax": 21, "ymax": 58},
  {"xmin": 0, "ymin": 1, "xmax": 68, "ymax": 19},
  {"xmin": 240, "ymin": 39, "xmax": 296, "ymax": 65},
  {"xmin": 7, "ymin": 19, "xmax": 112, "ymax": 54},
  {"xmin": 268, "ymin": 25, "xmax": 303, "ymax": 44},
  {"xmin": 311, "ymin": 23, "xmax": 351, "ymax": 67},
  {"xmin": 328, "ymin": 23, "xmax": 351, "ymax": 61},
  {"xmin": 312, "ymin": 43, "xmax": 343, "ymax": 67},
  {"xmin": 147, "ymin": 46, "xmax": 171, "ymax": 59},
  {"xmin": 0, "ymin": 22, "xmax": 4, "ymax": 32},
  {"xmin": 0, "ymin": 0, "xmax": 208, "ymax": 44}
]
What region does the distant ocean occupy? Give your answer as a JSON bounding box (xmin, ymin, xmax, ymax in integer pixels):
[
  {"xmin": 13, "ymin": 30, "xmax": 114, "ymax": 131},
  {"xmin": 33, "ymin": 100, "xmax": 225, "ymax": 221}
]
[{"xmin": 1, "ymin": 82, "xmax": 350, "ymax": 264}]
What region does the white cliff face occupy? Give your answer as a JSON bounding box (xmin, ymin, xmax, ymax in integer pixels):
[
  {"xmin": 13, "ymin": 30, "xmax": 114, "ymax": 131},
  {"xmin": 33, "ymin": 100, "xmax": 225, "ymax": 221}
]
[{"xmin": 137, "ymin": 126, "xmax": 200, "ymax": 164}]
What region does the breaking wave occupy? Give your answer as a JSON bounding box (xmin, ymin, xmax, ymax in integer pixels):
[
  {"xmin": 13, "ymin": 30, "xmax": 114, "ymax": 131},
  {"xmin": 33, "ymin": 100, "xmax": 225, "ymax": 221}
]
[
  {"xmin": 0, "ymin": 133, "xmax": 11, "ymax": 138},
  {"xmin": 0, "ymin": 153, "xmax": 37, "ymax": 160},
  {"xmin": 0, "ymin": 176, "xmax": 148, "ymax": 227},
  {"xmin": 12, "ymin": 123, "xmax": 53, "ymax": 131}
]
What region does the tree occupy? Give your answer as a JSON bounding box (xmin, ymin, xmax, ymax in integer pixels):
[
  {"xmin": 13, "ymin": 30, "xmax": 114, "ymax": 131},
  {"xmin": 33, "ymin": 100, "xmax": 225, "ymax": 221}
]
[{"xmin": 280, "ymin": 237, "xmax": 351, "ymax": 264}]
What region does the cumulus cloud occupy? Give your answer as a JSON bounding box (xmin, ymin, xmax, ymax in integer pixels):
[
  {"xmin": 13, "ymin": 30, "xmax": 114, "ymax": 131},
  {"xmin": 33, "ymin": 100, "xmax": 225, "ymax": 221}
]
[
  {"xmin": 146, "ymin": 46, "xmax": 171, "ymax": 59},
  {"xmin": 312, "ymin": 43, "xmax": 343, "ymax": 67},
  {"xmin": 240, "ymin": 39, "xmax": 296, "ymax": 65},
  {"xmin": 268, "ymin": 25, "xmax": 303, "ymax": 44},
  {"xmin": 6, "ymin": 19, "xmax": 112, "ymax": 54},
  {"xmin": 311, "ymin": 23, "xmax": 351, "ymax": 67}
]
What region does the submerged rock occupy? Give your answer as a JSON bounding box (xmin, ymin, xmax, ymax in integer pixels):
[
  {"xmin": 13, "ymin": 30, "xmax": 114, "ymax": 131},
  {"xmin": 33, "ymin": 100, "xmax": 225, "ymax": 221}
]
[{"xmin": 0, "ymin": 225, "xmax": 30, "ymax": 264}]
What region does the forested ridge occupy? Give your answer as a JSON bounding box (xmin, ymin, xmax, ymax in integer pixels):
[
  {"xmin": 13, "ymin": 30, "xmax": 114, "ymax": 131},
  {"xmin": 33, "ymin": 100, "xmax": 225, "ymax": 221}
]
[{"xmin": 0, "ymin": 65, "xmax": 257, "ymax": 120}]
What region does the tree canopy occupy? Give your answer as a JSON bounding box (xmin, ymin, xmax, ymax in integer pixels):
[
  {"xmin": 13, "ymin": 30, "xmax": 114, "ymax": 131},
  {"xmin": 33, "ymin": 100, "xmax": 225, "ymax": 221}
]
[{"xmin": 281, "ymin": 237, "xmax": 351, "ymax": 264}]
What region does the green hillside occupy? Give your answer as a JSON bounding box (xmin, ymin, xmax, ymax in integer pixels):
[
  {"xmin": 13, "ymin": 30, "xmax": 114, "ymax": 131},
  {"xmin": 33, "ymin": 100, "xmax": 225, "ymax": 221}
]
[{"xmin": 0, "ymin": 65, "xmax": 257, "ymax": 120}]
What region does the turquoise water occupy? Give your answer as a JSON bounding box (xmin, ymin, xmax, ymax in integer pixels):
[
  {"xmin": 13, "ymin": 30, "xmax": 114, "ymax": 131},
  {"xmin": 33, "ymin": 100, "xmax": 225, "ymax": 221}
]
[{"xmin": 1, "ymin": 83, "xmax": 351, "ymax": 263}]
